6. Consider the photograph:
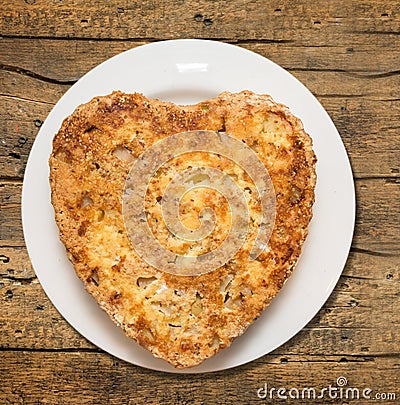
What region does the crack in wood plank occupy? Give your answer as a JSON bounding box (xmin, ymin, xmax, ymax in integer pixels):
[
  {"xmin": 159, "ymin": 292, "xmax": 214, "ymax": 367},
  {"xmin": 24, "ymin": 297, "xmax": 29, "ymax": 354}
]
[
  {"xmin": 0, "ymin": 347, "xmax": 398, "ymax": 364},
  {"xmin": 0, "ymin": 93, "xmax": 54, "ymax": 106},
  {"xmin": 346, "ymin": 70, "xmax": 400, "ymax": 79},
  {"xmin": 313, "ymin": 93, "xmax": 365, "ymax": 98},
  {"xmin": 354, "ymin": 176, "xmax": 400, "ymax": 181},
  {"xmin": 341, "ymin": 274, "xmax": 383, "ymax": 281},
  {"xmin": 5, "ymin": 61, "xmax": 399, "ymax": 87},
  {"xmin": 0, "ymin": 34, "xmax": 155, "ymax": 43},
  {"xmin": 0, "ymin": 179, "xmax": 23, "ymax": 185},
  {"xmin": 292, "ymin": 67, "xmax": 400, "ymax": 78},
  {"xmin": 0, "ymin": 34, "xmax": 298, "ymax": 45},
  {"xmin": 350, "ymin": 30, "xmax": 400, "ymax": 36},
  {"xmin": 351, "ymin": 247, "xmax": 400, "ymax": 257},
  {"xmin": 0, "ymin": 275, "xmax": 37, "ymax": 284},
  {"xmin": 302, "ymin": 326, "xmax": 376, "ymax": 331},
  {"xmin": 0, "ymin": 347, "xmax": 103, "ymax": 353},
  {"xmin": 0, "ymin": 63, "xmax": 77, "ymax": 85}
]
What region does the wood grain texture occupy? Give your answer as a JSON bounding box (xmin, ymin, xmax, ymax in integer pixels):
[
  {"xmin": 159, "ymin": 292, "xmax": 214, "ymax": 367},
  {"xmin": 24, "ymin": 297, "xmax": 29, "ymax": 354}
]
[
  {"xmin": 1, "ymin": 78, "xmax": 400, "ymax": 180},
  {"xmin": 0, "ymin": 351, "xmax": 399, "ymax": 405},
  {"xmin": 1, "ymin": 245, "xmax": 399, "ymax": 356},
  {"xmin": 2, "ymin": 0, "xmax": 400, "ymax": 44},
  {"xmin": 1, "ymin": 38, "xmax": 399, "ymax": 180},
  {"xmin": 2, "ymin": 37, "xmax": 400, "ymax": 81},
  {"xmin": 0, "ymin": 0, "xmax": 399, "ymax": 403}
]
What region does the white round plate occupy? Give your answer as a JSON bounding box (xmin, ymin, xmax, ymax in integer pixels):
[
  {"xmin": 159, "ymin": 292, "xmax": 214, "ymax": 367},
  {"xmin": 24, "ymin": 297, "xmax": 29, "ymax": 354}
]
[{"xmin": 22, "ymin": 39, "xmax": 355, "ymax": 373}]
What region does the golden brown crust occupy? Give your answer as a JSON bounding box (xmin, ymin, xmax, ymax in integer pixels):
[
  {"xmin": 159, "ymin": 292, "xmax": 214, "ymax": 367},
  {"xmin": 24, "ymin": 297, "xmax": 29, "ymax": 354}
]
[{"xmin": 49, "ymin": 91, "xmax": 317, "ymax": 368}]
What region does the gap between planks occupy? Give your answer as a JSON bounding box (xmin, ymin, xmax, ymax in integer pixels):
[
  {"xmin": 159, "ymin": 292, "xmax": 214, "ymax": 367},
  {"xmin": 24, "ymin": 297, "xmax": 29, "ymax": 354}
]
[
  {"xmin": 3, "ymin": 62, "xmax": 400, "ymax": 87},
  {"xmin": 0, "ymin": 347, "xmax": 397, "ymax": 363}
]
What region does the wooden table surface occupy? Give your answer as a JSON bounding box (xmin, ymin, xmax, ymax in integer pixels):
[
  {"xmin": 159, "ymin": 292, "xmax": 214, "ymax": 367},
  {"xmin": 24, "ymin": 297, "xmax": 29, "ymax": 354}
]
[{"xmin": 1, "ymin": 1, "xmax": 399, "ymax": 404}]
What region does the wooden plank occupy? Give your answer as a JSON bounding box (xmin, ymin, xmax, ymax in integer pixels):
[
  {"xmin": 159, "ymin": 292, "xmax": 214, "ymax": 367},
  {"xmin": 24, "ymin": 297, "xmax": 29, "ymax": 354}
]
[
  {"xmin": 1, "ymin": 0, "xmax": 400, "ymax": 45},
  {"xmin": 1, "ymin": 242, "xmax": 398, "ymax": 355},
  {"xmin": 0, "ymin": 183, "xmax": 23, "ymax": 246},
  {"xmin": 244, "ymin": 42, "xmax": 400, "ymax": 74},
  {"xmin": 1, "ymin": 37, "xmax": 399, "ymax": 179},
  {"xmin": 2, "ymin": 38, "xmax": 400, "ymax": 95},
  {"xmin": 0, "ymin": 351, "xmax": 398, "ymax": 404},
  {"xmin": 1, "ymin": 74, "xmax": 400, "ymax": 179},
  {"xmin": 0, "ymin": 95, "xmax": 54, "ymax": 179},
  {"xmin": 0, "ymin": 67, "xmax": 69, "ymax": 104},
  {"xmin": 353, "ymin": 178, "xmax": 400, "ymax": 254},
  {"xmin": 0, "ymin": 276, "xmax": 93, "ymax": 350},
  {"xmin": 0, "ymin": 246, "xmax": 35, "ymax": 279},
  {"xmin": 316, "ymin": 97, "xmax": 400, "ymax": 179},
  {"xmin": 2, "ymin": 179, "xmax": 399, "ymax": 252},
  {"xmin": 2, "ymin": 38, "xmax": 400, "ymax": 83}
]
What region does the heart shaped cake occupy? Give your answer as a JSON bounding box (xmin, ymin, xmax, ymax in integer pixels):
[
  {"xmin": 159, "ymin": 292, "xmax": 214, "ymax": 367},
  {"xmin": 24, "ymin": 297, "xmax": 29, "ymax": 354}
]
[{"xmin": 49, "ymin": 91, "xmax": 316, "ymax": 368}]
